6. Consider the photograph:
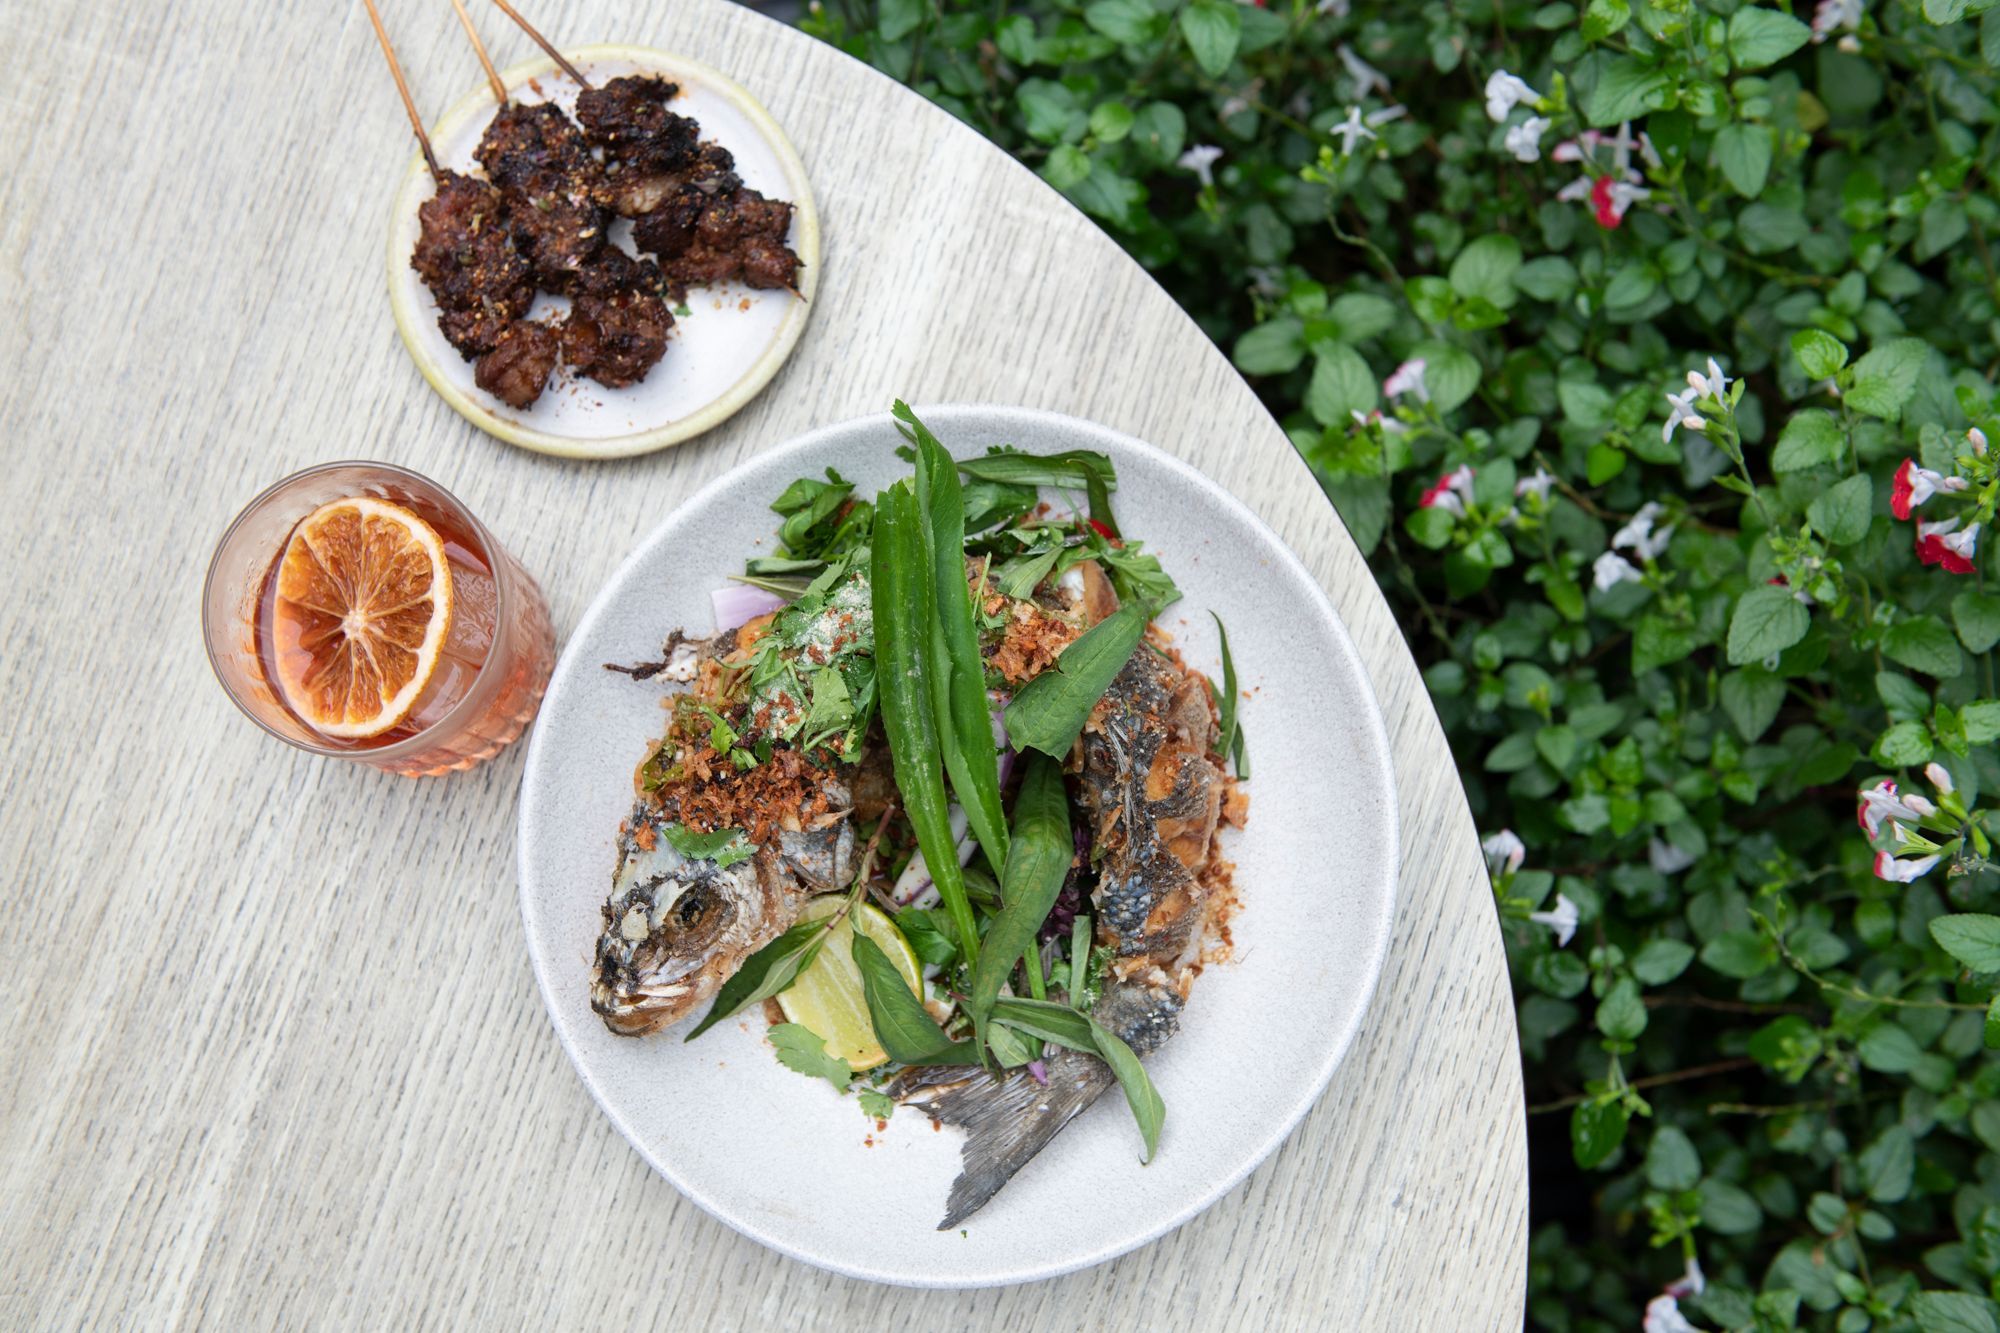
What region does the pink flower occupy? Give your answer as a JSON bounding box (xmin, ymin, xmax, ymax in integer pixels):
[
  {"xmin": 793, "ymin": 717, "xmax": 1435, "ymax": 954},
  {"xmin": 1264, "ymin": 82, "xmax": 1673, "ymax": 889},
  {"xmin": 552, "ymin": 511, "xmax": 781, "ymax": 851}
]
[
  {"xmin": 1482, "ymin": 829, "xmax": 1526, "ymax": 876},
  {"xmin": 1857, "ymin": 779, "xmax": 1935, "ymax": 836},
  {"xmin": 1419, "ymin": 465, "xmax": 1474, "ymax": 516},
  {"xmin": 1875, "ymin": 849, "xmax": 1940, "ymax": 883},
  {"xmin": 1384, "ymin": 358, "xmax": 1429, "ymax": 402},
  {"xmin": 1917, "ymin": 517, "xmax": 1978, "ymax": 574},
  {"xmin": 1892, "ymin": 458, "xmax": 1963, "ymax": 519}
]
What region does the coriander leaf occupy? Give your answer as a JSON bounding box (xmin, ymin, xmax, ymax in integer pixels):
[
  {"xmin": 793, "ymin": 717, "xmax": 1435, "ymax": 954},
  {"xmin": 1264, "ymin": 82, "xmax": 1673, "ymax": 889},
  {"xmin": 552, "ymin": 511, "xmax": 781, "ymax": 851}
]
[
  {"xmin": 853, "ymin": 933, "xmax": 981, "ymax": 1065},
  {"xmin": 660, "ymin": 823, "xmax": 758, "ymax": 870},
  {"xmin": 768, "ymin": 1023, "xmax": 853, "ymax": 1091},
  {"xmin": 857, "ymin": 1089, "xmax": 896, "ymax": 1121},
  {"xmin": 1006, "ymin": 604, "xmax": 1149, "ymax": 756}
]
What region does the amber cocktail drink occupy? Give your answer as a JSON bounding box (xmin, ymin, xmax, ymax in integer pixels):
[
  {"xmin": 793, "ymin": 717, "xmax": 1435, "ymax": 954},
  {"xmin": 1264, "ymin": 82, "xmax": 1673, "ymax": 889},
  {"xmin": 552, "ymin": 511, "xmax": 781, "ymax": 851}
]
[{"xmin": 204, "ymin": 462, "xmax": 555, "ymax": 775}]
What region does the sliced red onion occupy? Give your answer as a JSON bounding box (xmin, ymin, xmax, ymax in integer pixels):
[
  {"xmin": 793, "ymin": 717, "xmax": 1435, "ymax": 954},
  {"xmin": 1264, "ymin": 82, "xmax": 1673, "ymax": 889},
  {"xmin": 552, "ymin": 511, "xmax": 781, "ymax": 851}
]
[{"xmin": 711, "ymin": 584, "xmax": 788, "ymax": 632}]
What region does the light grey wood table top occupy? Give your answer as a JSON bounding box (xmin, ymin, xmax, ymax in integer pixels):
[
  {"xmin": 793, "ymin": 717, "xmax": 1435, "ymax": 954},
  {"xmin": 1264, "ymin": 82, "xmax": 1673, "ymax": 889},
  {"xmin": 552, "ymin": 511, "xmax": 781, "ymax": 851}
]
[{"xmin": 0, "ymin": 0, "xmax": 1526, "ymax": 1326}]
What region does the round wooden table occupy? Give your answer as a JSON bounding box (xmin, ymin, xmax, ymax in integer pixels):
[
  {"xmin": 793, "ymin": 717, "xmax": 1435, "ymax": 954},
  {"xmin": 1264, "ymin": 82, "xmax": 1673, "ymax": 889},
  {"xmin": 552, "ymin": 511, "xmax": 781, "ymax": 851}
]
[{"xmin": 0, "ymin": 0, "xmax": 1526, "ymax": 1325}]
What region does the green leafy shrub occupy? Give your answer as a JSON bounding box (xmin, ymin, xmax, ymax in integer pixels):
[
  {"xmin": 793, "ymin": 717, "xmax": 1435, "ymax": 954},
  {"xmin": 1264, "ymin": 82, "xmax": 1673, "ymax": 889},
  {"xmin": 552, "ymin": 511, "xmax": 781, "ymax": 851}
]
[{"xmin": 799, "ymin": 0, "xmax": 2000, "ymax": 1327}]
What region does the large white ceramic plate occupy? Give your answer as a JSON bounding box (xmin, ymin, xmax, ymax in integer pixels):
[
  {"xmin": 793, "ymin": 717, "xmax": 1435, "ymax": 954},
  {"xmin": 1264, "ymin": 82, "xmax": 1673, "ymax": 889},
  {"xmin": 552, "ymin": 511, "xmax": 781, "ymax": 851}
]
[
  {"xmin": 517, "ymin": 406, "xmax": 1397, "ymax": 1286},
  {"xmin": 387, "ymin": 45, "xmax": 819, "ymax": 459}
]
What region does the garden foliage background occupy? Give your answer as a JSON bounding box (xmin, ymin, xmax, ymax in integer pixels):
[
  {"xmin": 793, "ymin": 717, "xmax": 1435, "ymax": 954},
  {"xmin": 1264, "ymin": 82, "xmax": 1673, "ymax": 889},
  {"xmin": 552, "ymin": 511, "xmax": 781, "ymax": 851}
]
[{"xmin": 797, "ymin": 0, "xmax": 2000, "ymax": 1327}]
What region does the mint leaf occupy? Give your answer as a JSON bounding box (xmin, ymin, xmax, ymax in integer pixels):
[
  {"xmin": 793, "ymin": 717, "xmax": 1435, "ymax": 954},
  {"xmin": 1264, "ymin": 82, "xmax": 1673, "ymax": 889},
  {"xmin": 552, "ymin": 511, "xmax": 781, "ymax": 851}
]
[
  {"xmin": 1790, "ymin": 330, "xmax": 1850, "ymax": 381},
  {"xmin": 1908, "ymin": 1292, "xmax": 1999, "ymax": 1333},
  {"xmin": 1933, "ymin": 915, "xmax": 2000, "ymax": 972},
  {"xmin": 1728, "ymin": 7, "xmax": 1812, "ymax": 69},
  {"xmin": 1872, "ymin": 720, "xmax": 1933, "ymax": 766},
  {"xmin": 768, "ymin": 1023, "xmax": 853, "ymax": 1091},
  {"xmin": 1846, "ymin": 338, "xmax": 1930, "ymax": 420},
  {"xmin": 1727, "ymin": 586, "xmax": 1811, "ymax": 664},
  {"xmin": 1772, "ymin": 409, "xmax": 1844, "ymax": 471},
  {"xmin": 1807, "ymin": 473, "xmax": 1873, "ymax": 545}
]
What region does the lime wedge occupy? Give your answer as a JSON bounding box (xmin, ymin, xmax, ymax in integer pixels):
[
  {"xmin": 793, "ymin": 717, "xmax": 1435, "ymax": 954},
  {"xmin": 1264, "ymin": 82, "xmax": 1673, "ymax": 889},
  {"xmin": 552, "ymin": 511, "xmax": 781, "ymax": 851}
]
[{"xmin": 777, "ymin": 897, "xmax": 923, "ymax": 1071}]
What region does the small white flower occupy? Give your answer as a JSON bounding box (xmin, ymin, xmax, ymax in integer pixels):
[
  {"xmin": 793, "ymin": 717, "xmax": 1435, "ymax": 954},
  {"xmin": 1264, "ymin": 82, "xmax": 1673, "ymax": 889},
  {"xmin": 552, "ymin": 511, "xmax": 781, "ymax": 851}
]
[
  {"xmin": 1663, "ymin": 386, "xmax": 1707, "ymax": 443},
  {"xmin": 1384, "ymin": 358, "xmax": 1429, "ymax": 401},
  {"xmin": 1336, "ymin": 44, "xmax": 1392, "ymax": 96},
  {"xmin": 1637, "ymin": 131, "xmax": 1663, "ymax": 170},
  {"xmin": 1504, "ymin": 115, "xmax": 1550, "ymax": 163},
  {"xmin": 1649, "ymin": 839, "xmax": 1696, "ymax": 875},
  {"xmin": 1177, "ymin": 143, "xmax": 1224, "ymax": 187},
  {"xmin": 1528, "ymin": 893, "xmax": 1580, "ymax": 948},
  {"xmin": 1594, "ymin": 550, "xmax": 1644, "ymax": 591},
  {"xmin": 1350, "ymin": 408, "xmax": 1408, "ymax": 435},
  {"xmin": 1857, "ymin": 779, "xmax": 1931, "ymax": 837},
  {"xmin": 1482, "ymin": 829, "xmax": 1526, "ymax": 877},
  {"xmin": 1332, "ymin": 105, "xmax": 1378, "ymax": 155},
  {"xmin": 1613, "ymin": 502, "xmax": 1673, "ymax": 562},
  {"xmin": 1813, "ymin": 0, "xmax": 1863, "ymax": 42},
  {"xmin": 1515, "ymin": 469, "xmax": 1556, "ymax": 503},
  {"xmin": 1484, "ymin": 69, "xmax": 1540, "ymax": 122},
  {"xmin": 1926, "ymin": 762, "xmax": 1955, "ymax": 796},
  {"xmin": 1644, "ymin": 1295, "xmax": 1701, "ymax": 1333},
  {"xmin": 1316, "ymin": 0, "xmax": 1350, "ymax": 15},
  {"xmin": 1365, "ymin": 104, "xmax": 1407, "ymax": 127},
  {"xmin": 1667, "ymin": 1257, "xmax": 1706, "ymax": 1300},
  {"xmin": 1875, "ymin": 850, "xmax": 1940, "ymax": 883},
  {"xmin": 1969, "ymin": 427, "xmax": 1988, "ymax": 455},
  {"xmin": 1686, "ymin": 358, "xmax": 1729, "ymax": 402}
]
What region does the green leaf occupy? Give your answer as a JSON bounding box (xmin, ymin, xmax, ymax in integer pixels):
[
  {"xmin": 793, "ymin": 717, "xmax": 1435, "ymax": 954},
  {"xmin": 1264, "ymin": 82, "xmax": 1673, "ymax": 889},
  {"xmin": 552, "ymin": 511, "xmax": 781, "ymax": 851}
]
[
  {"xmin": 990, "ymin": 997, "xmax": 1164, "ymax": 1161},
  {"xmin": 685, "ymin": 915, "xmax": 831, "ymax": 1041},
  {"xmin": 660, "ymin": 823, "xmax": 758, "ymax": 870},
  {"xmin": 1873, "ymin": 721, "xmax": 1934, "ymax": 766},
  {"xmin": 1720, "ymin": 668, "xmax": 1786, "ymax": 741},
  {"xmin": 1129, "ymin": 101, "xmax": 1186, "ymax": 166},
  {"xmin": 1211, "ymin": 613, "xmax": 1241, "ymax": 774},
  {"xmin": 969, "ymin": 754, "xmax": 1071, "ymax": 1027},
  {"xmin": 769, "ymin": 1023, "xmax": 853, "ymax": 1091},
  {"xmin": 951, "ymin": 447, "xmax": 1118, "ymax": 493},
  {"xmin": 1857, "ymin": 1125, "xmax": 1914, "ymax": 1203},
  {"xmin": 1178, "ymin": 0, "xmax": 1241, "ymax": 77},
  {"xmin": 857, "ymin": 1089, "xmax": 895, "ymax": 1121},
  {"xmin": 1412, "ymin": 342, "xmax": 1482, "ymax": 414},
  {"xmin": 901, "ymin": 404, "xmax": 1010, "ymax": 879},
  {"xmin": 1728, "ymin": 7, "xmax": 1812, "ymax": 68},
  {"xmin": 853, "ymin": 934, "xmax": 981, "ymax": 1066},
  {"xmin": 1597, "ymin": 976, "xmax": 1647, "ymax": 1041},
  {"xmin": 1932, "ymin": 915, "xmax": 2000, "ymax": 972},
  {"xmin": 1857, "ymin": 1022, "xmax": 1923, "ymax": 1073},
  {"xmin": 1713, "ymin": 123, "xmax": 1773, "ymax": 197},
  {"xmin": 1040, "ymin": 144, "xmax": 1090, "ymax": 191},
  {"xmin": 1727, "ymin": 587, "xmax": 1812, "ymax": 665},
  {"xmin": 1449, "ymin": 235, "xmax": 1523, "ymax": 308},
  {"xmin": 872, "ymin": 480, "xmax": 980, "ymax": 964},
  {"xmin": 1790, "ymin": 330, "xmax": 1850, "ymax": 382},
  {"xmin": 877, "ymin": 0, "xmax": 924, "ymax": 42},
  {"xmin": 1806, "ymin": 473, "xmax": 1873, "ymax": 545},
  {"xmin": 1645, "ymin": 1125, "xmax": 1701, "ymax": 1191},
  {"xmin": 1632, "ymin": 938, "xmax": 1697, "ymax": 985},
  {"xmin": 1846, "ymin": 338, "xmax": 1929, "ymax": 420},
  {"xmin": 1884, "ymin": 616, "xmax": 1964, "ymax": 679},
  {"xmin": 1582, "ymin": 0, "xmax": 1632, "ymax": 42},
  {"xmin": 1700, "ymin": 1179, "xmax": 1762, "ymax": 1235},
  {"xmin": 1083, "ymin": 0, "xmax": 1163, "ymax": 46},
  {"xmin": 1703, "ymin": 929, "xmax": 1775, "ymax": 979},
  {"xmin": 1306, "ymin": 344, "xmax": 1378, "ymax": 426},
  {"xmin": 1953, "ymin": 592, "xmax": 2000, "ymax": 652},
  {"xmin": 1326, "ymin": 292, "xmax": 1398, "ymax": 343},
  {"xmin": 1909, "ymin": 1291, "xmax": 2000, "ymax": 1333},
  {"xmin": 1572, "ymin": 1098, "xmax": 1630, "ymax": 1168},
  {"xmin": 1514, "ymin": 256, "xmax": 1579, "ymax": 303},
  {"xmin": 1771, "ymin": 409, "xmax": 1844, "ymax": 472},
  {"xmin": 1006, "ymin": 604, "xmax": 1148, "ymax": 756},
  {"xmin": 1233, "ymin": 318, "xmax": 1305, "ymax": 375},
  {"xmin": 1966, "ymin": 701, "xmax": 2000, "ymax": 745},
  {"xmin": 1586, "ymin": 57, "xmax": 1672, "ymax": 125}
]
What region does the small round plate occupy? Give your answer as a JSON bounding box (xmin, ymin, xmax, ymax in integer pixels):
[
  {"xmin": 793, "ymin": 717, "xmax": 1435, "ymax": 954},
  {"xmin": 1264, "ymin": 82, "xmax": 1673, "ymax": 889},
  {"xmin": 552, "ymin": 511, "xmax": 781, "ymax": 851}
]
[
  {"xmin": 516, "ymin": 406, "xmax": 1399, "ymax": 1286},
  {"xmin": 386, "ymin": 45, "xmax": 820, "ymax": 459}
]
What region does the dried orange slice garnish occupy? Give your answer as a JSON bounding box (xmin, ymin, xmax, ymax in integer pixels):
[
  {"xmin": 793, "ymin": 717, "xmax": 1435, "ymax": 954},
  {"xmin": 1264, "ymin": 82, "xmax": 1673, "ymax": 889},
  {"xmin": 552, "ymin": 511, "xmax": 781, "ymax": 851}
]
[{"xmin": 271, "ymin": 497, "xmax": 454, "ymax": 739}]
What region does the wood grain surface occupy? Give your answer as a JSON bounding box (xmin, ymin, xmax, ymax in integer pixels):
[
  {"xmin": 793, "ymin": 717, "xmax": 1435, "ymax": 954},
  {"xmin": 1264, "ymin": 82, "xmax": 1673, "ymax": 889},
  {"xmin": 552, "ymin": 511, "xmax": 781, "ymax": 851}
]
[{"xmin": 0, "ymin": 0, "xmax": 1527, "ymax": 1326}]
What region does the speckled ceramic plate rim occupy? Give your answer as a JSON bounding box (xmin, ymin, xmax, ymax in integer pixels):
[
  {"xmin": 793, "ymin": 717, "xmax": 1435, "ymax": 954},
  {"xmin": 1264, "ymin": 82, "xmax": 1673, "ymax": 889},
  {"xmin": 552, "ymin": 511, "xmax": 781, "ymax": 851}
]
[
  {"xmin": 516, "ymin": 405, "xmax": 1399, "ymax": 1286},
  {"xmin": 385, "ymin": 44, "xmax": 821, "ymax": 460}
]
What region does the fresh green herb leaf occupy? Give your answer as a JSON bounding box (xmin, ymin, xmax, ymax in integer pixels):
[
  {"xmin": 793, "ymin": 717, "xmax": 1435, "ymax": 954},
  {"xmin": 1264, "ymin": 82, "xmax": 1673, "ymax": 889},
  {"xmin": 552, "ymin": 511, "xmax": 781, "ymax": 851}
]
[
  {"xmin": 1005, "ymin": 604, "xmax": 1149, "ymax": 756},
  {"xmin": 857, "ymin": 1089, "xmax": 896, "ymax": 1120},
  {"xmin": 685, "ymin": 887, "xmax": 863, "ymax": 1039},
  {"xmin": 768, "ymin": 1022, "xmax": 854, "ymax": 1091},
  {"xmin": 951, "ymin": 447, "xmax": 1119, "ymax": 493},
  {"xmin": 985, "ymin": 1021, "xmax": 1041, "ymax": 1067},
  {"xmin": 989, "ymin": 997, "xmax": 1164, "ymax": 1161},
  {"xmin": 1069, "ymin": 914, "xmax": 1093, "ymax": 1009},
  {"xmin": 771, "ymin": 469, "xmax": 858, "ymax": 558},
  {"xmin": 853, "ymin": 933, "xmax": 982, "ymax": 1065},
  {"xmin": 660, "ymin": 822, "xmax": 758, "ymax": 870},
  {"xmin": 970, "ymin": 753, "xmax": 1074, "ymax": 1026},
  {"xmin": 896, "ymin": 907, "xmax": 961, "ymax": 968},
  {"xmin": 1210, "ymin": 613, "xmax": 1241, "ymax": 775},
  {"xmin": 901, "ymin": 401, "xmax": 1011, "ymax": 880},
  {"xmin": 870, "ymin": 480, "xmax": 983, "ymax": 967}
]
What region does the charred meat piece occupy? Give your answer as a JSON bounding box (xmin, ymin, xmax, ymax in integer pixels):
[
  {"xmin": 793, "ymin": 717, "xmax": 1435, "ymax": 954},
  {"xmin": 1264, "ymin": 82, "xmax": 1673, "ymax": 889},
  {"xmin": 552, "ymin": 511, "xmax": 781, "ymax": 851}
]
[
  {"xmin": 560, "ymin": 251, "xmax": 673, "ymax": 389},
  {"xmin": 410, "ymin": 170, "xmax": 534, "ymax": 358},
  {"xmin": 474, "ymin": 319, "xmax": 560, "ymax": 410},
  {"xmin": 629, "ymin": 143, "xmax": 743, "ymax": 253},
  {"xmin": 474, "ymin": 101, "xmax": 609, "ymax": 291},
  {"xmin": 575, "ymin": 75, "xmax": 702, "ymax": 216},
  {"xmin": 660, "ymin": 187, "xmax": 799, "ymax": 292}
]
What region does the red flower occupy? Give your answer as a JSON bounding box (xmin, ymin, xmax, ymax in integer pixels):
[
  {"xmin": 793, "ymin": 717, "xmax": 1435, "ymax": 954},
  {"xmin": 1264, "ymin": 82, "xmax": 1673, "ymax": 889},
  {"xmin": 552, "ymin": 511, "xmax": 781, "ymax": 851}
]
[
  {"xmin": 1916, "ymin": 518, "xmax": 1977, "ymax": 575},
  {"xmin": 1590, "ymin": 177, "xmax": 1622, "ymax": 229},
  {"xmin": 1891, "ymin": 458, "xmax": 1918, "ymax": 520}
]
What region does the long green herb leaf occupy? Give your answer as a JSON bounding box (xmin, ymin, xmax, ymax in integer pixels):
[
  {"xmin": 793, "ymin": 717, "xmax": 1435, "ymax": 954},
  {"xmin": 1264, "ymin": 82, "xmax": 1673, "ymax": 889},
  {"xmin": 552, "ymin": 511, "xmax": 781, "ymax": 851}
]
[
  {"xmin": 953, "ymin": 449, "xmax": 1119, "ymax": 492},
  {"xmin": 899, "ymin": 400, "xmax": 1009, "ymax": 878},
  {"xmin": 1068, "ymin": 914, "xmax": 1092, "ymax": 1009},
  {"xmin": 685, "ymin": 917, "xmax": 827, "ymax": 1040},
  {"xmin": 869, "ymin": 482, "xmax": 980, "ymax": 965},
  {"xmin": 1209, "ymin": 612, "xmax": 1242, "ymax": 777},
  {"xmin": 990, "ymin": 997, "xmax": 1164, "ymax": 1163},
  {"xmin": 852, "ymin": 934, "xmax": 981, "ymax": 1065},
  {"xmin": 1004, "ymin": 604, "xmax": 1149, "ymax": 757},
  {"xmin": 969, "ymin": 753, "xmax": 1072, "ymax": 1025}
]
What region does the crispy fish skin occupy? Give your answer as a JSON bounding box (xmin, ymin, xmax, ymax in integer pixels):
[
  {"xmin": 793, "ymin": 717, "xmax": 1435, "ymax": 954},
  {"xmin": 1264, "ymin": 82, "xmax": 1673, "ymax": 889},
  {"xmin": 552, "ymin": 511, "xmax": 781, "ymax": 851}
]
[
  {"xmin": 591, "ymin": 793, "xmax": 853, "ymax": 1037},
  {"xmin": 905, "ymin": 644, "xmax": 1223, "ymax": 1229}
]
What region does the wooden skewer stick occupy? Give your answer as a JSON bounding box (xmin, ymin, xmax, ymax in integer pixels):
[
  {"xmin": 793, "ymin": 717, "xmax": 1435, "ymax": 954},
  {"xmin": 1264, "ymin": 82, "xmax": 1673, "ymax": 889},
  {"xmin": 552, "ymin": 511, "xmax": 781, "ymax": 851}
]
[
  {"xmin": 361, "ymin": 0, "xmax": 442, "ymax": 178},
  {"xmin": 448, "ymin": 0, "xmax": 508, "ymax": 104},
  {"xmin": 485, "ymin": 0, "xmax": 589, "ymax": 87}
]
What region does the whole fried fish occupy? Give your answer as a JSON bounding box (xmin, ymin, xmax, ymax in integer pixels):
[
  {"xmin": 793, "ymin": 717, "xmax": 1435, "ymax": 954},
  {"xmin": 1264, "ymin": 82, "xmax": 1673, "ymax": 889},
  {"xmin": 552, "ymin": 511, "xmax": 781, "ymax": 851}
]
[
  {"xmin": 592, "ymin": 794, "xmax": 853, "ymax": 1036},
  {"xmin": 901, "ymin": 641, "xmax": 1224, "ymax": 1228}
]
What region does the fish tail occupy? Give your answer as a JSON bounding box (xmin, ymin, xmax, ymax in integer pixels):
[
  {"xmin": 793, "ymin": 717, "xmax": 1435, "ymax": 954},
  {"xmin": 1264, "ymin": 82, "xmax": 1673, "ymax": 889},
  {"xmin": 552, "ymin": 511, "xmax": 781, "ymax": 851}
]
[{"xmin": 916, "ymin": 1049, "xmax": 1116, "ymax": 1230}]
